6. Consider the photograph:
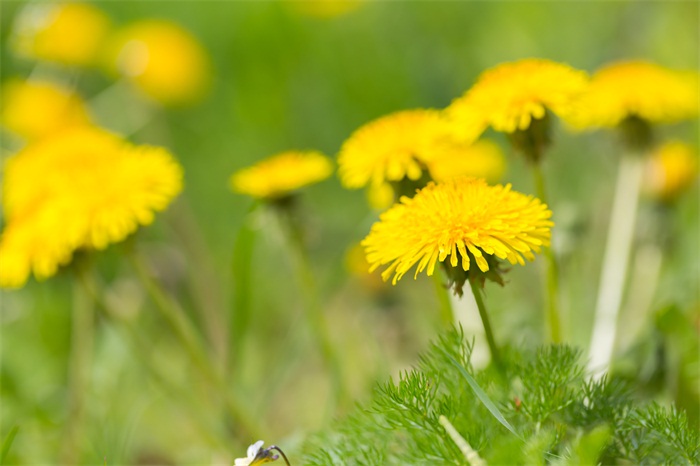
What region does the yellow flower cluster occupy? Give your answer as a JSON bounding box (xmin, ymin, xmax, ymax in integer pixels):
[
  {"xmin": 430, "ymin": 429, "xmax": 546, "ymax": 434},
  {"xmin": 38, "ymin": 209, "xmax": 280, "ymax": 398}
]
[
  {"xmin": 568, "ymin": 61, "xmax": 699, "ymax": 129},
  {"xmin": 0, "ymin": 128, "xmax": 183, "ymax": 288},
  {"xmin": 1, "ymin": 79, "xmax": 91, "ymax": 141},
  {"xmin": 230, "ymin": 151, "xmax": 333, "ymax": 200},
  {"xmin": 362, "ymin": 177, "xmax": 552, "ymax": 284},
  {"xmin": 446, "ymin": 58, "xmax": 589, "ymax": 137},
  {"xmin": 644, "ymin": 141, "xmax": 698, "ymax": 201}
]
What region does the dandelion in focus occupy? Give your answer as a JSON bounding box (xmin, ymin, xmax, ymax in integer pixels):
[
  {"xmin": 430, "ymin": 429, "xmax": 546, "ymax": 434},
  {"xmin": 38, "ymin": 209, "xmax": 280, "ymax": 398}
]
[
  {"xmin": 10, "ymin": 2, "xmax": 110, "ymax": 67},
  {"xmin": 1, "ymin": 79, "xmax": 91, "ymax": 141},
  {"xmin": 0, "ymin": 127, "xmax": 183, "ymax": 288},
  {"xmin": 230, "ymin": 150, "xmax": 333, "ymax": 200},
  {"xmin": 644, "ymin": 141, "xmax": 698, "ymax": 202},
  {"xmin": 568, "ymin": 61, "xmax": 699, "ymax": 132},
  {"xmin": 446, "ymin": 58, "xmax": 589, "ymax": 143},
  {"xmin": 105, "ymin": 19, "xmax": 211, "ymax": 106}
]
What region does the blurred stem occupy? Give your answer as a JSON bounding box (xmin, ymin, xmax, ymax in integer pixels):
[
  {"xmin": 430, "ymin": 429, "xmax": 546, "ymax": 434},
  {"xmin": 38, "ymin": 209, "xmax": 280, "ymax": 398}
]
[
  {"xmin": 74, "ymin": 263, "xmax": 230, "ymax": 451},
  {"xmin": 532, "ymin": 163, "xmax": 562, "ymax": 343},
  {"xmin": 587, "ymin": 153, "xmax": 645, "ymax": 378},
  {"xmin": 432, "ymin": 269, "xmax": 455, "ymax": 326},
  {"xmin": 468, "ymin": 279, "xmax": 501, "ymax": 368},
  {"xmin": 279, "ymin": 202, "xmax": 349, "ymax": 410},
  {"xmin": 61, "ymin": 262, "xmax": 95, "ymax": 464},
  {"xmin": 127, "ymin": 249, "xmax": 261, "ymax": 439}
]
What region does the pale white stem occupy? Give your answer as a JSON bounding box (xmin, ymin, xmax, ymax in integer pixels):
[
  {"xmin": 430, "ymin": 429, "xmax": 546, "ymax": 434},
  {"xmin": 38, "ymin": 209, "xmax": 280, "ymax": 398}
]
[
  {"xmin": 587, "ymin": 154, "xmax": 645, "ymax": 378},
  {"xmin": 439, "ymin": 415, "xmax": 487, "ymax": 466}
]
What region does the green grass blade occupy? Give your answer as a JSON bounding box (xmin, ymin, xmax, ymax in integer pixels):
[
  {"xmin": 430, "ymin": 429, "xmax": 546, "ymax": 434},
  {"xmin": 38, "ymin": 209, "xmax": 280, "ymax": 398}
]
[
  {"xmin": 438, "ymin": 346, "xmax": 521, "ymax": 439},
  {"xmin": 1, "ymin": 426, "xmax": 19, "ymax": 464}
]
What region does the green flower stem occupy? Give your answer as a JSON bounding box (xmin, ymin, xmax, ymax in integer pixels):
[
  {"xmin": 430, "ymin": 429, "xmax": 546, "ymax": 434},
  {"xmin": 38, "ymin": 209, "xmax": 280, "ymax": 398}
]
[
  {"xmin": 588, "ymin": 153, "xmax": 645, "ymax": 377},
  {"xmin": 432, "ymin": 269, "xmax": 455, "ymax": 326},
  {"xmin": 60, "ymin": 265, "xmax": 95, "ymax": 464},
  {"xmin": 532, "ymin": 163, "xmax": 562, "ymax": 343},
  {"xmin": 281, "ymin": 205, "xmax": 349, "ymax": 409},
  {"xmin": 74, "ymin": 263, "xmax": 230, "ymax": 450},
  {"xmin": 127, "ymin": 250, "xmax": 261, "ymax": 439},
  {"xmin": 468, "ymin": 278, "xmax": 501, "ymax": 368}
]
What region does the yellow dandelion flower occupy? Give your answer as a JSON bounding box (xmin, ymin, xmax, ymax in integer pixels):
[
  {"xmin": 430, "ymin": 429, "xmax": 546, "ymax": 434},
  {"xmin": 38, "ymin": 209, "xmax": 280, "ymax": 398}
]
[
  {"xmin": 362, "ymin": 177, "xmax": 552, "ymax": 285},
  {"xmin": 427, "ymin": 139, "xmax": 506, "ymax": 184},
  {"xmin": 289, "ymin": 0, "xmax": 364, "ymax": 19},
  {"xmin": 1, "ymin": 79, "xmax": 91, "ymax": 141},
  {"xmin": 230, "ymin": 150, "xmax": 333, "ymax": 200},
  {"xmin": 105, "ymin": 20, "xmax": 210, "ymax": 106},
  {"xmin": 0, "ymin": 128, "xmax": 183, "ymax": 288},
  {"xmin": 644, "ymin": 141, "xmax": 698, "ymax": 201},
  {"xmin": 11, "ymin": 2, "xmax": 110, "ymax": 67},
  {"xmin": 446, "ymin": 58, "xmax": 589, "ymax": 136},
  {"xmin": 338, "ymin": 109, "xmax": 448, "ymax": 189},
  {"xmin": 568, "ymin": 61, "xmax": 699, "ymax": 129}
]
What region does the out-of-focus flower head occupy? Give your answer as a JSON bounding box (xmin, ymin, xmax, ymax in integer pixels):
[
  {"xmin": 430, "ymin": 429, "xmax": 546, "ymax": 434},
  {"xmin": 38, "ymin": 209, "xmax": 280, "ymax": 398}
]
[
  {"xmin": 230, "ymin": 150, "xmax": 333, "ymax": 200},
  {"xmin": 427, "ymin": 139, "xmax": 506, "ymax": 184},
  {"xmin": 289, "ymin": 0, "xmax": 364, "ymax": 19},
  {"xmin": 446, "ymin": 58, "xmax": 589, "ymax": 139},
  {"xmin": 105, "ymin": 19, "xmax": 211, "ymax": 106},
  {"xmin": 362, "ymin": 177, "xmax": 552, "ymax": 292},
  {"xmin": 567, "ymin": 61, "xmax": 699, "ymax": 130},
  {"xmin": 0, "ymin": 127, "xmax": 183, "ymax": 288},
  {"xmin": 1, "ymin": 79, "xmax": 91, "ymax": 141},
  {"xmin": 10, "ymin": 2, "xmax": 110, "ymax": 67},
  {"xmin": 644, "ymin": 141, "xmax": 698, "ymax": 202}
]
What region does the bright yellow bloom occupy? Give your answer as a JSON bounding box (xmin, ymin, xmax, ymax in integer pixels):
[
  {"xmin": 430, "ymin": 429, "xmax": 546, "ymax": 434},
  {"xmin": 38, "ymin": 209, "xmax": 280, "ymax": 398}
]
[
  {"xmin": 0, "ymin": 128, "xmax": 183, "ymax": 288},
  {"xmin": 446, "ymin": 59, "xmax": 589, "ymax": 137},
  {"xmin": 1, "ymin": 79, "xmax": 91, "ymax": 141},
  {"xmin": 230, "ymin": 151, "xmax": 333, "ymax": 199},
  {"xmin": 11, "ymin": 2, "xmax": 110, "ymax": 67},
  {"xmin": 338, "ymin": 109, "xmax": 449, "ymax": 189},
  {"xmin": 427, "ymin": 139, "xmax": 506, "ymax": 184},
  {"xmin": 289, "ymin": 0, "xmax": 364, "ymax": 18},
  {"xmin": 568, "ymin": 61, "xmax": 699, "ymax": 129},
  {"xmin": 362, "ymin": 177, "xmax": 552, "ymax": 284},
  {"xmin": 644, "ymin": 141, "xmax": 698, "ymax": 201},
  {"xmin": 105, "ymin": 20, "xmax": 210, "ymax": 106}
]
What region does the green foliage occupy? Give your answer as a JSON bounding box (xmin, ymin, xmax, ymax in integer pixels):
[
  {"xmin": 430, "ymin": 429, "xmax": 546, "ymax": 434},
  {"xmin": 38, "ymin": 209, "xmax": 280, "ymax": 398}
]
[{"xmin": 301, "ymin": 328, "xmax": 699, "ymax": 465}]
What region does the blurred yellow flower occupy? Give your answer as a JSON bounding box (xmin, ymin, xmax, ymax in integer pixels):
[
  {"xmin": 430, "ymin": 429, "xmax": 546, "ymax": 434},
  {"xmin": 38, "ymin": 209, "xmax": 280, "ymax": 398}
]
[
  {"xmin": 644, "ymin": 141, "xmax": 698, "ymax": 201},
  {"xmin": 446, "ymin": 58, "xmax": 589, "ymax": 137},
  {"xmin": 105, "ymin": 20, "xmax": 210, "ymax": 106},
  {"xmin": 1, "ymin": 79, "xmax": 91, "ymax": 141},
  {"xmin": 289, "ymin": 0, "xmax": 364, "ymax": 18},
  {"xmin": 11, "ymin": 2, "xmax": 110, "ymax": 67},
  {"xmin": 568, "ymin": 61, "xmax": 699, "ymax": 129},
  {"xmin": 338, "ymin": 109, "xmax": 448, "ymax": 190},
  {"xmin": 362, "ymin": 177, "xmax": 552, "ymax": 284},
  {"xmin": 230, "ymin": 151, "xmax": 333, "ymax": 199},
  {"xmin": 0, "ymin": 128, "xmax": 183, "ymax": 288},
  {"xmin": 427, "ymin": 139, "xmax": 506, "ymax": 184}
]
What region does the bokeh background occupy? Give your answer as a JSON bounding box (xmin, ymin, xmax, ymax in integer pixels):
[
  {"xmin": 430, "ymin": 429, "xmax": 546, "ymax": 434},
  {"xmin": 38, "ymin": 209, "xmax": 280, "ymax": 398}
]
[{"xmin": 0, "ymin": 1, "xmax": 698, "ymax": 464}]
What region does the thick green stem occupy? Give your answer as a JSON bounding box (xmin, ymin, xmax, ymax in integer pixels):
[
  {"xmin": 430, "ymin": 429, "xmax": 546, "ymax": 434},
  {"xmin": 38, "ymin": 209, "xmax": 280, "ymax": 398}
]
[
  {"xmin": 60, "ymin": 266, "xmax": 95, "ymax": 464},
  {"xmin": 127, "ymin": 250, "xmax": 261, "ymax": 439},
  {"xmin": 532, "ymin": 163, "xmax": 562, "ymax": 343},
  {"xmin": 432, "ymin": 269, "xmax": 455, "ymax": 326},
  {"xmin": 468, "ymin": 279, "xmax": 501, "ymax": 368}
]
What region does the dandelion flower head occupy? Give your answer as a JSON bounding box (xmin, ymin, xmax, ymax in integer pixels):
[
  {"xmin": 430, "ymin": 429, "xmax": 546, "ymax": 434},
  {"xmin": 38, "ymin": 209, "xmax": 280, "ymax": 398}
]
[
  {"xmin": 105, "ymin": 20, "xmax": 210, "ymax": 106},
  {"xmin": 644, "ymin": 141, "xmax": 698, "ymax": 201},
  {"xmin": 362, "ymin": 177, "xmax": 552, "ymax": 284},
  {"xmin": 230, "ymin": 150, "xmax": 333, "ymax": 200},
  {"xmin": 1, "ymin": 79, "xmax": 91, "ymax": 141},
  {"xmin": 338, "ymin": 109, "xmax": 450, "ymax": 190},
  {"xmin": 0, "ymin": 128, "xmax": 183, "ymax": 288},
  {"xmin": 446, "ymin": 58, "xmax": 589, "ymax": 136},
  {"xmin": 427, "ymin": 139, "xmax": 506, "ymax": 184},
  {"xmin": 568, "ymin": 61, "xmax": 699, "ymax": 129},
  {"xmin": 11, "ymin": 2, "xmax": 110, "ymax": 67}
]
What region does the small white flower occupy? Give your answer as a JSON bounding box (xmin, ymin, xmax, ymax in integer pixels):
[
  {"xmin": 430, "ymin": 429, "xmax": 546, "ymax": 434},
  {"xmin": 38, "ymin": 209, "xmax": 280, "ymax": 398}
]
[{"xmin": 233, "ymin": 440, "xmax": 264, "ymax": 466}]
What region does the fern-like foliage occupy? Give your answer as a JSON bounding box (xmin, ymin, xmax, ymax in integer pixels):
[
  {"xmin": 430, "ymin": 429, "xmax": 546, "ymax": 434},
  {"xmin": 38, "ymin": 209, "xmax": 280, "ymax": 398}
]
[{"xmin": 301, "ymin": 328, "xmax": 699, "ymax": 465}]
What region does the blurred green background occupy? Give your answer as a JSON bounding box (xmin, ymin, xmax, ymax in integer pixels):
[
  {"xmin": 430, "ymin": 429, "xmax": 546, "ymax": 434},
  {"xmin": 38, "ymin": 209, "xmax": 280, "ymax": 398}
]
[{"xmin": 0, "ymin": 1, "xmax": 698, "ymax": 464}]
